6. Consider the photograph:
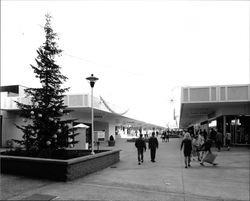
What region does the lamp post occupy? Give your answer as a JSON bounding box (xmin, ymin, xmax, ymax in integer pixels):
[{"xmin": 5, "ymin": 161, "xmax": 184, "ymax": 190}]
[
  {"xmin": 86, "ymin": 74, "xmax": 99, "ymax": 155},
  {"xmin": 169, "ymin": 86, "xmax": 180, "ymax": 129}
]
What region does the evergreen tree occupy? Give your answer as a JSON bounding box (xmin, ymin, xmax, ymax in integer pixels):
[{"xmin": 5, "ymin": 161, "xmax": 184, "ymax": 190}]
[{"xmin": 14, "ymin": 14, "xmax": 78, "ymax": 152}]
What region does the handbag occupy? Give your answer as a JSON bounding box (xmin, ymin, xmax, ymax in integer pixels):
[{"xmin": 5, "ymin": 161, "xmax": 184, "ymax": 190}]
[
  {"xmin": 202, "ymin": 152, "xmax": 217, "ymax": 164},
  {"xmin": 197, "ymin": 146, "xmax": 205, "ymax": 152}
]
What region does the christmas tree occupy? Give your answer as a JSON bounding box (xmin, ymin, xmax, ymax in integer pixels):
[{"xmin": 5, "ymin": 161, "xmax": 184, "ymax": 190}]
[{"xmin": 14, "ymin": 14, "xmax": 79, "ymax": 153}]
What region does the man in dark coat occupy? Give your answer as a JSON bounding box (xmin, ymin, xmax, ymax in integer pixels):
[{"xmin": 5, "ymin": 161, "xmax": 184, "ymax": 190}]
[
  {"xmin": 135, "ymin": 134, "xmax": 147, "ymax": 165},
  {"xmin": 148, "ymin": 132, "xmax": 159, "ymax": 162},
  {"xmin": 209, "ymin": 128, "xmax": 217, "ymax": 146},
  {"xmin": 216, "ymin": 131, "xmax": 223, "ymax": 152}
]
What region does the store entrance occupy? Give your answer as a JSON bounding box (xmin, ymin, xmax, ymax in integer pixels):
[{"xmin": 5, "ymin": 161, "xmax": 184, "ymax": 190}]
[
  {"xmin": 229, "ymin": 116, "xmax": 250, "ymax": 145},
  {"xmin": 0, "ymin": 115, "xmax": 2, "ymax": 147}
]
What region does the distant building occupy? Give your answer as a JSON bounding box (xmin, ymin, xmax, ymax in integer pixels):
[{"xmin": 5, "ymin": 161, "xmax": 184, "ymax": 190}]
[
  {"xmin": 179, "ymin": 84, "xmax": 250, "ymax": 145},
  {"xmin": 0, "ymin": 85, "xmax": 165, "ymax": 148}
]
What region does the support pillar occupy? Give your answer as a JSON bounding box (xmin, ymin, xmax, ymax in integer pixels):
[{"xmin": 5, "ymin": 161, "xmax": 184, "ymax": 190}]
[
  {"xmin": 234, "ymin": 116, "xmax": 237, "ymax": 144},
  {"xmin": 223, "ymin": 116, "xmax": 226, "ymax": 146}
]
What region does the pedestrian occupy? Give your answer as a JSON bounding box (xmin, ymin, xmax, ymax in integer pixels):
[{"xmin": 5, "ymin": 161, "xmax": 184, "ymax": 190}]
[
  {"xmin": 225, "ymin": 131, "xmax": 231, "ymax": 151},
  {"xmin": 199, "ymin": 138, "xmax": 218, "ymax": 166},
  {"xmin": 161, "ymin": 131, "xmax": 166, "ymax": 142},
  {"xmin": 180, "ymin": 132, "xmax": 192, "ymax": 168},
  {"xmin": 203, "ymin": 129, "xmax": 208, "ymax": 142},
  {"xmin": 148, "ymin": 132, "xmax": 159, "ymax": 162},
  {"xmin": 209, "ymin": 128, "xmax": 217, "ymax": 147},
  {"xmin": 135, "ymin": 134, "xmax": 147, "ymax": 165},
  {"xmin": 191, "ymin": 135, "xmax": 199, "ymax": 161},
  {"xmin": 166, "ymin": 132, "xmax": 170, "ymax": 142},
  {"xmin": 197, "ymin": 132, "xmax": 205, "ymax": 161},
  {"xmin": 109, "ymin": 135, "xmax": 114, "ymax": 141},
  {"xmin": 216, "ymin": 131, "xmax": 223, "ymax": 152}
]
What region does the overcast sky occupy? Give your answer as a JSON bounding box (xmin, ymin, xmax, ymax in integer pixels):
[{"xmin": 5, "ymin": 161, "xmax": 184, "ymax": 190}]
[{"xmin": 1, "ymin": 0, "xmax": 250, "ymax": 127}]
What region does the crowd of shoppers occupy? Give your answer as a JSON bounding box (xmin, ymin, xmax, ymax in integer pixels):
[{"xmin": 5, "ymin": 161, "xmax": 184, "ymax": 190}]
[
  {"xmin": 180, "ymin": 128, "xmax": 233, "ymax": 168},
  {"xmin": 134, "ymin": 128, "xmax": 231, "ymax": 168}
]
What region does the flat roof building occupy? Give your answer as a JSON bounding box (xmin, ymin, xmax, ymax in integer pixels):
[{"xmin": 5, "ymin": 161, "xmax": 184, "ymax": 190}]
[
  {"xmin": 179, "ymin": 84, "xmax": 250, "ymax": 145},
  {"xmin": 0, "ymin": 85, "xmax": 165, "ymax": 148}
]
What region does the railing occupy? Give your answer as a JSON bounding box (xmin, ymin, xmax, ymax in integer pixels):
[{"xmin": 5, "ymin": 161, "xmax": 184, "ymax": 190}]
[{"xmin": 181, "ymin": 84, "xmax": 250, "ymax": 103}]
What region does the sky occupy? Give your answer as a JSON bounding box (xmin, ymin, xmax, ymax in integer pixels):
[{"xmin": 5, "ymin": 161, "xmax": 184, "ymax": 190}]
[{"xmin": 1, "ymin": 0, "xmax": 250, "ymax": 128}]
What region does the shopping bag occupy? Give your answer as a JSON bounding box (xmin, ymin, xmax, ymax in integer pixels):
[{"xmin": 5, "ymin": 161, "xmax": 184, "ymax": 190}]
[
  {"xmin": 202, "ymin": 152, "xmax": 217, "ymax": 164},
  {"xmin": 192, "ymin": 149, "xmax": 197, "ymax": 157}
]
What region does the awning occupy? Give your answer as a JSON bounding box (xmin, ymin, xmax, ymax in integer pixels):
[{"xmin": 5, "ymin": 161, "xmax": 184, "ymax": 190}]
[{"xmin": 73, "ymin": 123, "xmax": 89, "ymax": 129}]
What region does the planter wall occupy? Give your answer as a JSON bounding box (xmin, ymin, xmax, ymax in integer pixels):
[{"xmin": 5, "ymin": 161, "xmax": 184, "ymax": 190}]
[{"xmin": 0, "ymin": 149, "xmax": 121, "ymax": 181}]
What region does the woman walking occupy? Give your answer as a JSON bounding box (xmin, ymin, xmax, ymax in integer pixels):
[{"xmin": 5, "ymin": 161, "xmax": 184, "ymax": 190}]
[
  {"xmin": 191, "ymin": 135, "xmax": 199, "ymax": 161},
  {"xmin": 197, "ymin": 132, "xmax": 205, "ymax": 161},
  {"xmin": 199, "ymin": 138, "xmax": 218, "ymax": 166},
  {"xmin": 180, "ymin": 132, "xmax": 192, "ymax": 168}
]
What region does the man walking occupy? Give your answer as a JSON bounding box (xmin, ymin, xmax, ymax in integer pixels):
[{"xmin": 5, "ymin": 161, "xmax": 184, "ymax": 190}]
[
  {"xmin": 148, "ymin": 132, "xmax": 159, "ymax": 162},
  {"xmin": 216, "ymin": 131, "xmax": 223, "ymax": 152},
  {"xmin": 135, "ymin": 134, "xmax": 147, "ymax": 165},
  {"xmin": 225, "ymin": 131, "xmax": 231, "ymax": 151},
  {"xmin": 209, "ymin": 128, "xmax": 217, "ymax": 147}
]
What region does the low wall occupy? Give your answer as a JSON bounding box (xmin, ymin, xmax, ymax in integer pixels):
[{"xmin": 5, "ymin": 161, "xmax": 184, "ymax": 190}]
[{"xmin": 0, "ymin": 150, "xmax": 121, "ymax": 181}]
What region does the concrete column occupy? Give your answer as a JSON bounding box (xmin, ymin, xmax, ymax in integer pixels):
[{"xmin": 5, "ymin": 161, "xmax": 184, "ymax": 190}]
[
  {"xmin": 234, "ymin": 116, "xmax": 237, "ymax": 144},
  {"xmin": 74, "ymin": 129, "xmax": 86, "ymax": 149},
  {"xmin": 108, "ymin": 124, "xmax": 116, "ymax": 140},
  {"xmin": 206, "ymin": 123, "xmax": 209, "ymax": 140},
  {"xmin": 223, "ymin": 116, "xmax": 226, "ymax": 146}
]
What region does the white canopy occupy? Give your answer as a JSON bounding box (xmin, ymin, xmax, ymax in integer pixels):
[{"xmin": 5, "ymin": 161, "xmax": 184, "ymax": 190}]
[{"xmin": 73, "ymin": 123, "xmax": 89, "ymax": 129}]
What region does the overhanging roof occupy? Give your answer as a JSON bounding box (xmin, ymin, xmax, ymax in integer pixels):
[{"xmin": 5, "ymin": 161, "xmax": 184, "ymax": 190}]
[
  {"xmin": 179, "ymin": 101, "xmax": 250, "ymax": 128},
  {"xmin": 179, "ymin": 84, "xmax": 250, "ymax": 128},
  {"xmin": 68, "ymin": 107, "xmax": 166, "ymax": 130},
  {"xmin": 0, "ymin": 85, "xmax": 19, "ymax": 94},
  {"xmin": 0, "ymin": 93, "xmax": 166, "ymax": 130}
]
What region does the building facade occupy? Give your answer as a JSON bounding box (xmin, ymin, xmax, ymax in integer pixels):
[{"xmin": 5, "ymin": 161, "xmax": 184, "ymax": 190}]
[
  {"xmin": 179, "ymin": 84, "xmax": 250, "ymax": 145},
  {"xmin": 0, "ymin": 85, "xmax": 165, "ymax": 148}
]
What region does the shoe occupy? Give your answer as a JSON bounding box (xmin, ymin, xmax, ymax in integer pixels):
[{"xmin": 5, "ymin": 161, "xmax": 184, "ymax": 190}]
[
  {"xmin": 200, "ymin": 163, "xmax": 204, "ymax": 166},
  {"xmin": 185, "ymin": 166, "xmax": 187, "ymax": 168},
  {"xmin": 138, "ymin": 162, "xmax": 141, "ymax": 165},
  {"xmin": 141, "ymin": 160, "xmax": 144, "ymax": 163},
  {"xmin": 213, "ymin": 163, "xmax": 218, "ymax": 166},
  {"xmin": 188, "ymin": 164, "xmax": 191, "ymax": 167},
  {"xmin": 152, "ymin": 160, "xmax": 156, "ymax": 163}
]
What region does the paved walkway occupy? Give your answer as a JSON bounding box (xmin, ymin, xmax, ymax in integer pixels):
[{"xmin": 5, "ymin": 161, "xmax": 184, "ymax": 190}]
[{"xmin": 1, "ymin": 136, "xmax": 249, "ymax": 201}]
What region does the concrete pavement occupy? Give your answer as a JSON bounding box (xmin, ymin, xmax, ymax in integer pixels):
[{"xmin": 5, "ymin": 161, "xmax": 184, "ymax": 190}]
[{"xmin": 1, "ymin": 136, "xmax": 249, "ymax": 201}]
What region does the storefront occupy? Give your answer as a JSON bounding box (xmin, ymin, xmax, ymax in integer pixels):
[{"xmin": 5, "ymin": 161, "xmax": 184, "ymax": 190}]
[
  {"xmin": 179, "ymin": 84, "xmax": 250, "ymax": 146},
  {"xmin": 0, "ymin": 85, "xmax": 165, "ymax": 147}
]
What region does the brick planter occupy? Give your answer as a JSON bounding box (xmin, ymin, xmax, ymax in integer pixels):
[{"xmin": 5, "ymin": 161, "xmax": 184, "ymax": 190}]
[{"xmin": 0, "ymin": 149, "xmax": 121, "ymax": 181}]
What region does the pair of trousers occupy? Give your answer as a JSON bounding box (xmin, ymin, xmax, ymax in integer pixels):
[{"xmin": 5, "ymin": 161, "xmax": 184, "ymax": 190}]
[
  {"xmin": 150, "ymin": 148, "xmax": 156, "ymax": 161},
  {"xmin": 216, "ymin": 141, "xmax": 222, "ymax": 150},
  {"xmin": 137, "ymin": 149, "xmax": 144, "ymax": 162}
]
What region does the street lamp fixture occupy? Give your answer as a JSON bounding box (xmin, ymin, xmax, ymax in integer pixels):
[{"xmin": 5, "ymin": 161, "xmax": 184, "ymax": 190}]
[{"xmin": 86, "ymin": 74, "xmax": 99, "ymax": 155}]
